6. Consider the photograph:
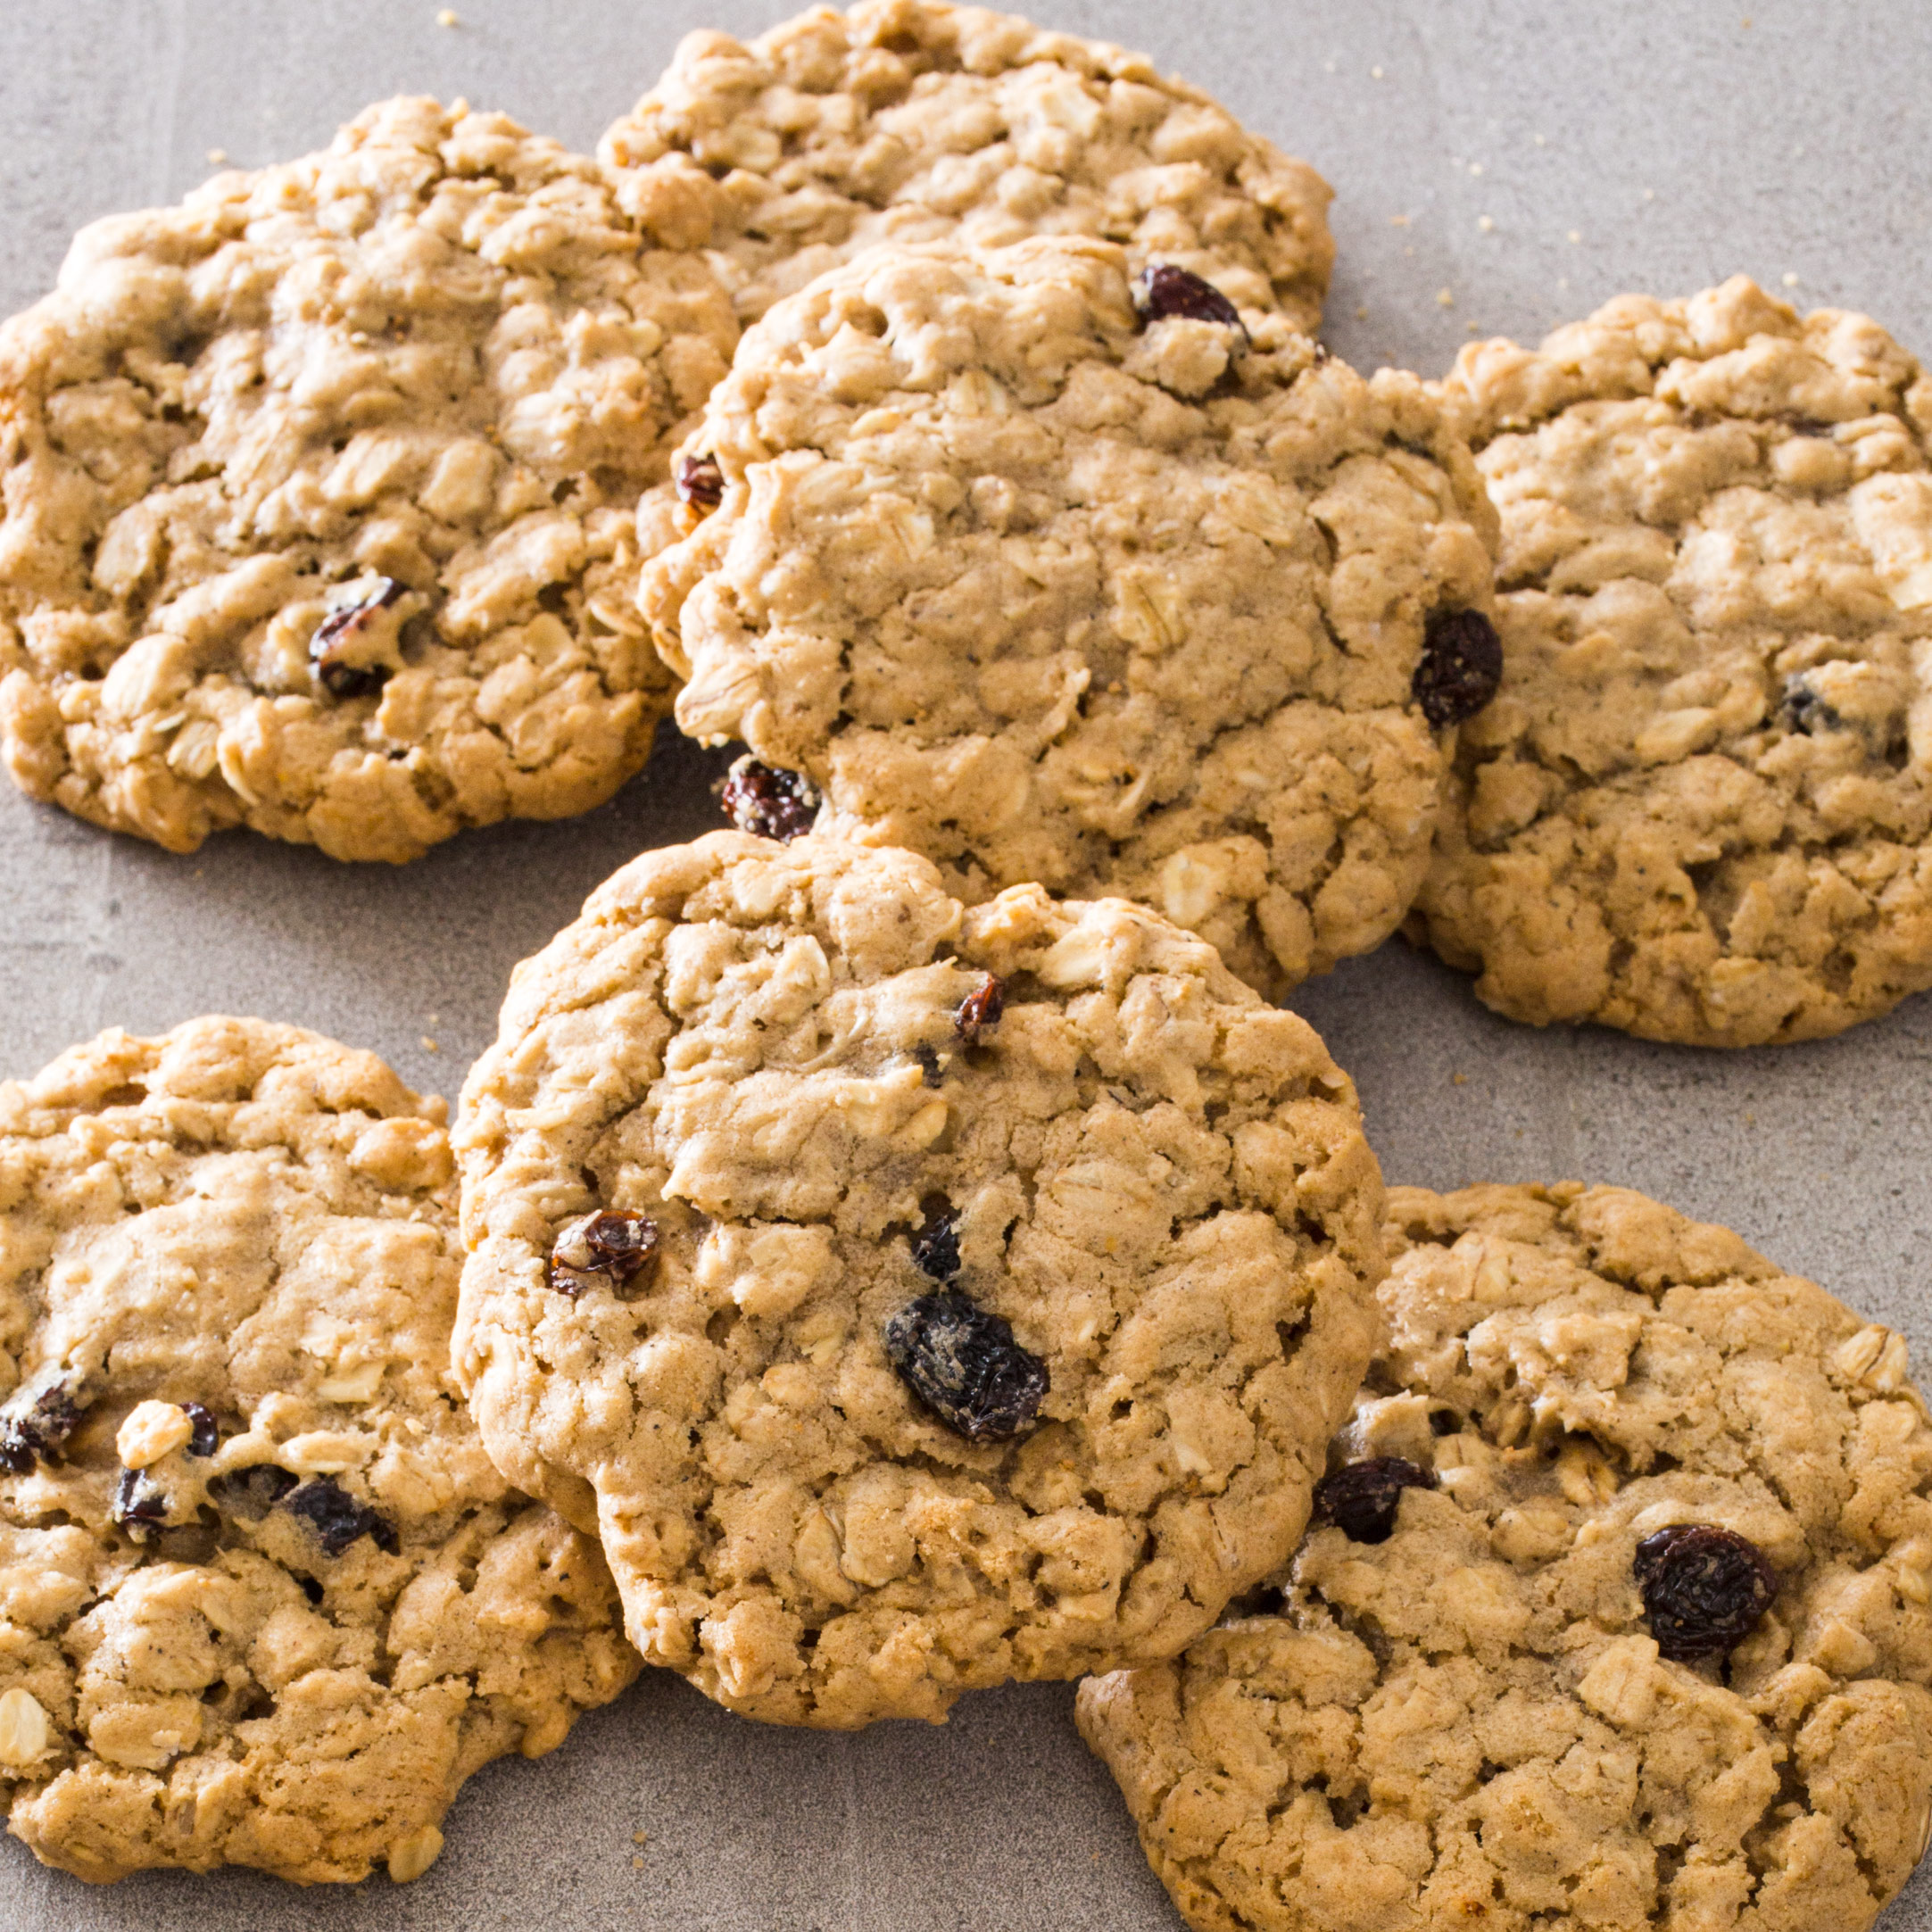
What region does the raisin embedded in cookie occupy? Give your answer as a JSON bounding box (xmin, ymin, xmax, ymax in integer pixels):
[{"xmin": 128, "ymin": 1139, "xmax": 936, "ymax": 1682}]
[
  {"xmin": 601, "ymin": 0, "xmax": 1334, "ymax": 331},
  {"xmin": 452, "ymin": 831, "xmax": 1385, "ymax": 1728},
  {"xmin": 0, "ymin": 1018, "xmax": 637, "ymax": 1885},
  {"xmin": 641, "ymin": 239, "xmax": 1499, "ymax": 1000},
  {"xmin": 1413, "ymin": 276, "xmax": 1932, "ymax": 1045},
  {"xmin": 0, "ymin": 97, "xmax": 738, "ymax": 864},
  {"xmin": 1079, "ymin": 1182, "xmax": 1932, "ymax": 1932}
]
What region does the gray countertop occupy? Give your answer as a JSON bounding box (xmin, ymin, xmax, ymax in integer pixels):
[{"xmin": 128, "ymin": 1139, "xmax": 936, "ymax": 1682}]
[{"xmin": 3, "ymin": 3, "xmax": 1929, "ymax": 1925}]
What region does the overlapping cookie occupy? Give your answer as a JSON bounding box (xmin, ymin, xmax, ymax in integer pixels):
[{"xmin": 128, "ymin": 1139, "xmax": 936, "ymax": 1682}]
[
  {"xmin": 643, "ymin": 237, "xmax": 1500, "ymax": 999},
  {"xmin": 452, "ymin": 830, "xmax": 1385, "ymax": 1727},
  {"xmin": 0, "ymin": 1018, "xmax": 636, "ymax": 1885},
  {"xmin": 0, "ymin": 97, "xmax": 737, "ymax": 862},
  {"xmin": 601, "ymin": 0, "xmax": 1334, "ymax": 331},
  {"xmin": 1079, "ymin": 1181, "xmax": 1932, "ymax": 1932},
  {"xmin": 1414, "ymin": 277, "xmax": 1932, "ymax": 1045}
]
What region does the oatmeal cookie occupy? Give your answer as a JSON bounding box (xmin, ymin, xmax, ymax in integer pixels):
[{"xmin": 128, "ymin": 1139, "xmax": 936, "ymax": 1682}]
[
  {"xmin": 0, "ymin": 1018, "xmax": 636, "ymax": 1885},
  {"xmin": 452, "ymin": 830, "xmax": 1384, "ymax": 1728},
  {"xmin": 641, "ymin": 239, "xmax": 1498, "ymax": 999},
  {"xmin": 1413, "ymin": 277, "xmax": 1932, "ymax": 1045},
  {"xmin": 601, "ymin": 0, "xmax": 1333, "ymax": 331},
  {"xmin": 0, "ymin": 96, "xmax": 737, "ymax": 863},
  {"xmin": 1079, "ymin": 1182, "xmax": 1932, "ymax": 1932}
]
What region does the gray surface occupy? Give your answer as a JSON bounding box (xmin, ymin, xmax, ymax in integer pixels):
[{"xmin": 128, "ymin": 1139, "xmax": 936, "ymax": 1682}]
[{"xmin": 1, "ymin": 0, "xmax": 1929, "ymax": 1922}]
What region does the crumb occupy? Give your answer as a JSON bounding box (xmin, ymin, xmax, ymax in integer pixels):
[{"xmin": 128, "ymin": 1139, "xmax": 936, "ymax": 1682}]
[
  {"xmin": 1403, "ymin": 245, "xmax": 1414, "ymax": 257},
  {"xmin": 1466, "ymin": 321, "xmax": 1480, "ymax": 334},
  {"xmin": 1642, "ymin": 187, "xmax": 1656, "ymax": 201},
  {"xmin": 1323, "ymin": 59, "xmax": 1337, "ymax": 74},
  {"xmin": 633, "ymin": 1831, "xmax": 648, "ymax": 1845},
  {"xmin": 1741, "ymin": 13, "xmax": 1753, "ymax": 24},
  {"xmin": 206, "ymin": 147, "xmax": 228, "ymax": 166},
  {"xmin": 1783, "ymin": 271, "xmax": 1801, "ymax": 287},
  {"xmin": 436, "ymin": 7, "xmax": 460, "ymax": 24},
  {"xmin": 1745, "ymin": 1112, "xmax": 1756, "ymax": 1126},
  {"xmin": 1478, "ymin": 215, "xmax": 1495, "ymax": 232},
  {"xmin": 422, "ymin": 1037, "xmax": 440, "ymax": 1053},
  {"xmin": 631, "ymin": 1856, "xmax": 644, "ymax": 1871},
  {"xmin": 427, "ymin": 1013, "xmax": 440, "ymax": 1026},
  {"xmin": 1370, "ymin": 65, "xmax": 1384, "ymax": 79},
  {"xmin": 1567, "ymin": 229, "xmax": 1582, "ymax": 244},
  {"xmin": 1389, "ymin": 212, "xmax": 1410, "ymax": 227},
  {"xmin": 1533, "ymin": 133, "xmax": 1547, "ymax": 146},
  {"xmin": 1468, "ymin": 162, "xmax": 1483, "ymax": 176},
  {"xmin": 1355, "ymin": 305, "xmax": 1368, "ymax": 319},
  {"xmin": 1436, "ymin": 288, "xmax": 1455, "ymax": 309},
  {"xmin": 1452, "ymin": 1073, "xmax": 1468, "ymax": 1086}
]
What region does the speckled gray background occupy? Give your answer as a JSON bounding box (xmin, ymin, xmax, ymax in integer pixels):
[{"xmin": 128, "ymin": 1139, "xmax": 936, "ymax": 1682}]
[{"xmin": 2, "ymin": 1, "xmax": 1929, "ymax": 1924}]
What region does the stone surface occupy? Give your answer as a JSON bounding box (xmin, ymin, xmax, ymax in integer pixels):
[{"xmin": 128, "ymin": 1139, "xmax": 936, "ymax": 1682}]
[{"xmin": 1, "ymin": 1, "xmax": 1928, "ymax": 1925}]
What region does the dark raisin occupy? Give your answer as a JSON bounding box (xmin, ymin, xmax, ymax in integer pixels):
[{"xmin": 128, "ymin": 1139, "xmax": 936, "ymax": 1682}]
[
  {"xmin": 310, "ymin": 577, "xmax": 405, "ymax": 699},
  {"xmin": 283, "ymin": 1476, "xmax": 401, "ymax": 1557},
  {"xmin": 954, "ymin": 974, "xmax": 1005, "ymax": 1047},
  {"xmin": 1633, "ymin": 1523, "xmax": 1777, "ymax": 1662},
  {"xmin": 183, "ymin": 1402, "xmax": 220, "ymax": 1458},
  {"xmin": 720, "ymin": 756, "xmax": 818, "ymax": 842},
  {"xmin": 1312, "ymin": 1456, "xmax": 1438, "ymax": 1545},
  {"xmin": 912, "ymin": 1042, "xmax": 943, "ymax": 1089},
  {"xmin": 883, "ymin": 1292, "xmax": 1048, "ymax": 1442},
  {"xmin": 112, "ymin": 1468, "xmax": 170, "ymax": 1538},
  {"xmin": 674, "ymin": 452, "xmax": 725, "ymax": 510},
  {"xmin": 211, "ymin": 1464, "xmax": 299, "ymax": 1520},
  {"xmin": 0, "ymin": 1371, "xmax": 89, "ymax": 1473},
  {"xmin": 1132, "ymin": 263, "xmax": 1246, "ymax": 335},
  {"xmin": 1780, "ymin": 674, "xmax": 1843, "ymax": 737},
  {"xmin": 550, "ymin": 1209, "xmax": 660, "ymax": 1298},
  {"xmin": 1413, "ymin": 609, "xmax": 1505, "ymax": 727},
  {"xmin": 910, "ymin": 1206, "xmax": 961, "ymax": 1282}
]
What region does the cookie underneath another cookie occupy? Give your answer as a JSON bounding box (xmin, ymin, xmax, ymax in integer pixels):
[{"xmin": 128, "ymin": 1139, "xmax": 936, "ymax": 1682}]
[
  {"xmin": 453, "ymin": 831, "xmax": 1385, "ymax": 1727},
  {"xmin": 1414, "ymin": 276, "xmax": 1932, "ymax": 1045},
  {"xmin": 643, "ymin": 237, "xmax": 1498, "ymax": 1000},
  {"xmin": 601, "ymin": 0, "xmax": 1334, "ymax": 330},
  {"xmin": 0, "ymin": 1018, "xmax": 636, "ymax": 1885},
  {"xmin": 1079, "ymin": 1181, "xmax": 1932, "ymax": 1932},
  {"xmin": 0, "ymin": 96, "xmax": 737, "ymax": 863}
]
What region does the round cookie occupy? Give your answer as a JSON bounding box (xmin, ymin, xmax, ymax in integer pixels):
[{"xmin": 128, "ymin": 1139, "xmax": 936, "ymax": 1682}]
[
  {"xmin": 0, "ymin": 1018, "xmax": 637, "ymax": 1885},
  {"xmin": 640, "ymin": 238, "xmax": 1499, "ymax": 999},
  {"xmin": 600, "ymin": 0, "xmax": 1334, "ymax": 332},
  {"xmin": 0, "ymin": 96, "xmax": 738, "ymax": 863},
  {"xmin": 452, "ymin": 830, "xmax": 1385, "ymax": 1728},
  {"xmin": 1079, "ymin": 1181, "xmax": 1932, "ymax": 1932},
  {"xmin": 1413, "ymin": 276, "xmax": 1932, "ymax": 1045}
]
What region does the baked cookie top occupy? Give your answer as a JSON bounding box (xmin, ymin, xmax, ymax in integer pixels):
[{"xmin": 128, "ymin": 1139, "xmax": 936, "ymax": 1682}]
[
  {"xmin": 1078, "ymin": 1181, "xmax": 1932, "ymax": 1932},
  {"xmin": 452, "ymin": 831, "xmax": 1384, "ymax": 1728},
  {"xmin": 0, "ymin": 1018, "xmax": 635, "ymax": 1886},
  {"xmin": 0, "ymin": 96, "xmax": 737, "ymax": 864},
  {"xmin": 600, "ymin": 0, "xmax": 1333, "ymax": 331},
  {"xmin": 1413, "ymin": 276, "xmax": 1932, "ymax": 1046},
  {"xmin": 641, "ymin": 238, "xmax": 1498, "ymax": 999}
]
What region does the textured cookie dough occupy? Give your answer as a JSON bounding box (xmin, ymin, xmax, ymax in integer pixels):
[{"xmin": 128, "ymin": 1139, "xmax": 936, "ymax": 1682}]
[
  {"xmin": 0, "ymin": 1018, "xmax": 636, "ymax": 1885},
  {"xmin": 452, "ymin": 831, "xmax": 1384, "ymax": 1728},
  {"xmin": 641, "ymin": 239, "xmax": 1497, "ymax": 999},
  {"xmin": 1413, "ymin": 276, "xmax": 1932, "ymax": 1045},
  {"xmin": 1079, "ymin": 1182, "xmax": 1932, "ymax": 1932},
  {"xmin": 600, "ymin": 0, "xmax": 1334, "ymax": 331},
  {"xmin": 0, "ymin": 95, "xmax": 738, "ymax": 863}
]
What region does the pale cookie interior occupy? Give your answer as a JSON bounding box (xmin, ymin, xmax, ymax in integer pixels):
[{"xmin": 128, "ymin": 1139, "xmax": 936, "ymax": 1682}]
[{"xmin": 1079, "ymin": 1181, "xmax": 1932, "ymax": 1932}]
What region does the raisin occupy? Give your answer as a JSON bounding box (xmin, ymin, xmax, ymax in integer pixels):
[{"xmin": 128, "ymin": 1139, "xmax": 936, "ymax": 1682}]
[
  {"xmin": 183, "ymin": 1402, "xmax": 220, "ymax": 1458},
  {"xmin": 0, "ymin": 1371, "xmax": 88, "ymax": 1473},
  {"xmin": 884, "ymin": 1292, "xmax": 1048, "ymax": 1442},
  {"xmin": 1312, "ymin": 1457, "xmax": 1438, "ymax": 1544},
  {"xmin": 1780, "ymin": 674, "xmax": 1843, "ymax": 737},
  {"xmin": 954, "ymin": 974, "xmax": 1005, "ymax": 1047},
  {"xmin": 910, "ymin": 1205, "xmax": 961, "ymax": 1282},
  {"xmin": 674, "ymin": 452, "xmax": 725, "ymax": 510},
  {"xmin": 311, "ymin": 577, "xmax": 405, "ymax": 699},
  {"xmin": 112, "ymin": 1468, "xmax": 170, "ymax": 1538},
  {"xmin": 1633, "ymin": 1523, "xmax": 1777, "ymax": 1662},
  {"xmin": 211, "ymin": 1464, "xmax": 299, "ymax": 1520},
  {"xmin": 550, "ymin": 1209, "xmax": 660, "ymax": 1298},
  {"xmin": 1132, "ymin": 263, "xmax": 1246, "ymax": 335},
  {"xmin": 284, "ymin": 1477, "xmax": 401, "ymax": 1557},
  {"xmin": 720, "ymin": 756, "xmax": 818, "ymax": 842},
  {"xmin": 1413, "ymin": 609, "xmax": 1504, "ymax": 727}
]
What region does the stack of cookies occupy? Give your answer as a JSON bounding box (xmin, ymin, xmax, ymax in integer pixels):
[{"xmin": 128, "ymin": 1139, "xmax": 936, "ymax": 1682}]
[{"xmin": 1, "ymin": 4, "xmax": 1929, "ymax": 1925}]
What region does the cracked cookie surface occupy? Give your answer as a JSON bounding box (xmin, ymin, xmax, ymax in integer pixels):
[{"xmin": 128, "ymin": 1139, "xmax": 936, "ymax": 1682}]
[
  {"xmin": 600, "ymin": 0, "xmax": 1333, "ymax": 332},
  {"xmin": 0, "ymin": 1018, "xmax": 636, "ymax": 1885},
  {"xmin": 1412, "ymin": 276, "xmax": 1932, "ymax": 1044},
  {"xmin": 641, "ymin": 239, "xmax": 1497, "ymax": 999},
  {"xmin": 0, "ymin": 96, "xmax": 737, "ymax": 862},
  {"xmin": 1079, "ymin": 1182, "xmax": 1932, "ymax": 1932},
  {"xmin": 452, "ymin": 831, "xmax": 1383, "ymax": 1727}
]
